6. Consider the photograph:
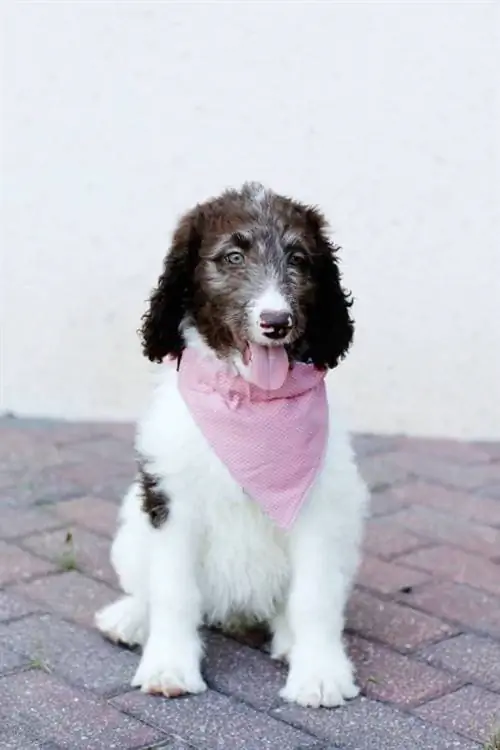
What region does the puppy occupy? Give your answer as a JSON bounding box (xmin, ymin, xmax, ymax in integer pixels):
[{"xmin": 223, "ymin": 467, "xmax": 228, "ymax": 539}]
[{"xmin": 96, "ymin": 182, "xmax": 369, "ymax": 708}]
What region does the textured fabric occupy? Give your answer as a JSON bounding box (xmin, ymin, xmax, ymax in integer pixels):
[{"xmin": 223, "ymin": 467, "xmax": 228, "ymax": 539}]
[{"xmin": 176, "ymin": 347, "xmax": 328, "ymax": 529}]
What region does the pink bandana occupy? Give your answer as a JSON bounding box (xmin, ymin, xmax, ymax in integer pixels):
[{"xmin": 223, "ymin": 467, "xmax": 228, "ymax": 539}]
[{"xmin": 176, "ymin": 347, "xmax": 328, "ymax": 529}]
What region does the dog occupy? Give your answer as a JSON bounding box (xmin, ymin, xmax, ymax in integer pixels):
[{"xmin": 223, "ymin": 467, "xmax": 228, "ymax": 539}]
[{"xmin": 95, "ymin": 182, "xmax": 369, "ymax": 708}]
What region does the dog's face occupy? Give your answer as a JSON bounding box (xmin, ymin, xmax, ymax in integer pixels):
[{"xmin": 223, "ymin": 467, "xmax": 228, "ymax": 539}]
[{"xmin": 141, "ymin": 182, "xmax": 354, "ymax": 370}]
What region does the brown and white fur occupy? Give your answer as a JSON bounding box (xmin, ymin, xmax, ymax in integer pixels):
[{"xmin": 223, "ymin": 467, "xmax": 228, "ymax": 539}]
[{"xmin": 95, "ymin": 182, "xmax": 369, "ymax": 708}]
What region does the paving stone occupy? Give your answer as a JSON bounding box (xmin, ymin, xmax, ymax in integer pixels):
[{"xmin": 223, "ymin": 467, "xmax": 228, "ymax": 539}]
[
  {"xmin": 405, "ymin": 580, "xmax": 500, "ymax": 638},
  {"xmin": 398, "ymin": 545, "xmax": 500, "ymax": 597},
  {"xmin": 0, "ymin": 417, "xmax": 111, "ymax": 446},
  {"xmin": 0, "ymin": 476, "xmax": 81, "ymax": 508},
  {"xmin": 16, "ymin": 422, "xmax": 133, "ymax": 465},
  {"xmin": 21, "ymin": 526, "xmax": 117, "ymax": 587},
  {"xmin": 0, "ymin": 506, "xmax": 62, "ymax": 540},
  {"xmin": 352, "ymin": 434, "xmax": 401, "ymax": 458},
  {"xmin": 0, "ymin": 473, "xmax": 15, "ymax": 493},
  {"xmin": 3, "ymin": 420, "xmax": 499, "ymax": 750},
  {"xmin": 101, "ymin": 422, "xmax": 136, "ymax": 443},
  {"xmin": 356, "ymin": 555, "xmax": 429, "ymax": 595},
  {"xmin": 480, "ymin": 483, "xmax": 500, "ymax": 501},
  {"xmin": 0, "ymin": 642, "xmax": 29, "ymax": 674},
  {"xmin": 414, "ymin": 685, "xmax": 500, "ymax": 744},
  {"xmin": 12, "ymin": 570, "xmax": 116, "ymax": 627},
  {"xmin": 151, "ymin": 741, "xmax": 197, "ymax": 750},
  {"xmin": 2, "ymin": 467, "xmax": 126, "ymax": 509},
  {"xmin": 2, "ymin": 732, "xmax": 43, "ymax": 749},
  {"xmin": 113, "ymin": 689, "xmax": 319, "ymax": 749},
  {"xmin": 35, "ymin": 460, "xmax": 130, "ymax": 502},
  {"xmin": 363, "ymin": 517, "xmax": 428, "ymax": 559},
  {"xmin": 272, "ymin": 696, "xmax": 480, "ymax": 749},
  {"xmin": 387, "ymin": 451, "xmax": 500, "ymax": 492},
  {"xmin": 422, "ymin": 633, "xmax": 500, "ymax": 692},
  {"xmin": 358, "ymin": 453, "xmax": 410, "ymax": 491},
  {"xmin": 1, "ymin": 719, "xmax": 59, "ymax": 749},
  {"xmin": 0, "ymin": 541, "xmax": 56, "ymax": 585},
  {"xmin": 0, "ymin": 669, "xmax": 164, "ymax": 749},
  {"xmin": 0, "ymin": 613, "xmax": 138, "ymax": 695},
  {"xmin": 0, "ymin": 419, "xmax": 132, "ymax": 460},
  {"xmin": 347, "ymin": 635, "xmax": 462, "ymax": 707},
  {"xmin": 0, "ymin": 421, "xmax": 75, "ymax": 473},
  {"xmin": 388, "ymin": 506, "xmax": 500, "ymax": 558},
  {"xmin": 0, "ymin": 590, "xmax": 43, "ymax": 622},
  {"xmin": 369, "ymin": 487, "xmax": 413, "ymax": 517},
  {"xmin": 347, "ymin": 589, "xmax": 457, "ymax": 652},
  {"xmin": 204, "ymin": 631, "xmax": 286, "ymax": 711},
  {"xmin": 395, "ymin": 437, "xmax": 493, "ymax": 465},
  {"xmin": 58, "ymin": 436, "xmax": 135, "ymax": 467},
  {"xmin": 473, "ymin": 441, "xmax": 500, "ymax": 462},
  {"xmin": 388, "ymin": 482, "xmax": 500, "ymax": 526},
  {"xmin": 53, "ymin": 496, "xmax": 119, "ymax": 538}
]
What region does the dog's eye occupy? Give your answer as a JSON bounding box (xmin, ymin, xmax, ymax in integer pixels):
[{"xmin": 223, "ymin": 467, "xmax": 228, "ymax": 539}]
[
  {"xmin": 224, "ymin": 251, "xmax": 245, "ymax": 266},
  {"xmin": 288, "ymin": 249, "xmax": 308, "ymax": 268}
]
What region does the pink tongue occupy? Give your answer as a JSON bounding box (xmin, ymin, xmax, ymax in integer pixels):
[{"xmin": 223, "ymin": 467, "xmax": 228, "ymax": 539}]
[{"xmin": 245, "ymin": 343, "xmax": 289, "ymax": 390}]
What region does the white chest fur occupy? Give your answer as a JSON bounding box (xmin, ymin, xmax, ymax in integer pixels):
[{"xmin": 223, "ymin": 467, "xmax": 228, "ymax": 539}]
[{"xmin": 134, "ymin": 366, "xmax": 366, "ymax": 624}]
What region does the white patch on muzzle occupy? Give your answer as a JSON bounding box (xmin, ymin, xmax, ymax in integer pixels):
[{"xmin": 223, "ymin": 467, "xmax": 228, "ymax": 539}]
[{"xmin": 248, "ymin": 285, "xmax": 292, "ymax": 346}]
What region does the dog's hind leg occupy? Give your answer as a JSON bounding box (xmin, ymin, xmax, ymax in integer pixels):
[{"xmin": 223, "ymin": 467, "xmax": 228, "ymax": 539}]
[
  {"xmin": 95, "ymin": 595, "xmax": 147, "ymax": 647},
  {"xmin": 95, "ymin": 483, "xmax": 149, "ymax": 647},
  {"xmin": 269, "ymin": 609, "xmax": 294, "ymax": 662}
]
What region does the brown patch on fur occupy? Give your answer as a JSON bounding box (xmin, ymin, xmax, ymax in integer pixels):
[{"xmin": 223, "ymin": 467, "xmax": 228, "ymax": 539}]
[{"xmin": 138, "ymin": 461, "xmax": 169, "ymax": 528}]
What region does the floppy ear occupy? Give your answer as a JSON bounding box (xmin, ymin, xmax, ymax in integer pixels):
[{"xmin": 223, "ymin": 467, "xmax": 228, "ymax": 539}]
[
  {"xmin": 303, "ymin": 208, "xmax": 354, "ymax": 370},
  {"xmin": 140, "ymin": 209, "xmax": 202, "ymax": 363}
]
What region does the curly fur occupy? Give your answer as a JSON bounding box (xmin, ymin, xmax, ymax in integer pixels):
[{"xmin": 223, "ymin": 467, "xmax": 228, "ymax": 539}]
[
  {"xmin": 141, "ymin": 184, "xmax": 354, "ymax": 368},
  {"xmin": 96, "ymin": 182, "xmax": 369, "ymax": 709},
  {"xmin": 300, "ymin": 209, "xmax": 354, "ymax": 369}
]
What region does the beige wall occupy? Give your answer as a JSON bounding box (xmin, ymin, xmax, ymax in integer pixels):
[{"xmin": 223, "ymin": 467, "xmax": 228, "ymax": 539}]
[{"xmin": 2, "ymin": 2, "xmax": 499, "ymax": 438}]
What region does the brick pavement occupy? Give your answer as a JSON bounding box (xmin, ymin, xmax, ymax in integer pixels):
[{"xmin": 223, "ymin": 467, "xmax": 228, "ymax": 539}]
[{"xmin": 0, "ymin": 416, "xmax": 499, "ymax": 749}]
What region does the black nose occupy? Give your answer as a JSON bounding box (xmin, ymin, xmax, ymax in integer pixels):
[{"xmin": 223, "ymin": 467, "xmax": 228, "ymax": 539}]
[
  {"xmin": 260, "ymin": 310, "xmax": 292, "ymax": 328},
  {"xmin": 259, "ymin": 310, "xmax": 292, "ymax": 339}
]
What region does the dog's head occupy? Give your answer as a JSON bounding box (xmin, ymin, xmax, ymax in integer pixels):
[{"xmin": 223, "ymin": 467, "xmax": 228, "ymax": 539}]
[{"xmin": 141, "ymin": 182, "xmax": 354, "ymax": 372}]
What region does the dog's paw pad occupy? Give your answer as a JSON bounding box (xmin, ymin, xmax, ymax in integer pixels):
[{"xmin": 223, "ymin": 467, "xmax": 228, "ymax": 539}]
[
  {"xmin": 132, "ymin": 646, "xmax": 206, "ymax": 699},
  {"xmin": 133, "ymin": 669, "xmax": 207, "ymax": 698},
  {"xmin": 280, "ymin": 680, "xmax": 346, "ymax": 708},
  {"xmin": 281, "ymin": 652, "xmax": 359, "ymax": 708}
]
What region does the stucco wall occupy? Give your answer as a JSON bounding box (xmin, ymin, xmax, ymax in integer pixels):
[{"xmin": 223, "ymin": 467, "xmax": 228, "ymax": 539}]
[{"xmin": 2, "ymin": 2, "xmax": 499, "ymax": 438}]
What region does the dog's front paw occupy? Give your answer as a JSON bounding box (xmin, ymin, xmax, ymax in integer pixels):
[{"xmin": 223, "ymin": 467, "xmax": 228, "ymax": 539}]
[
  {"xmin": 132, "ymin": 637, "xmax": 206, "ymax": 698},
  {"xmin": 281, "ymin": 644, "xmax": 359, "ymax": 708}
]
